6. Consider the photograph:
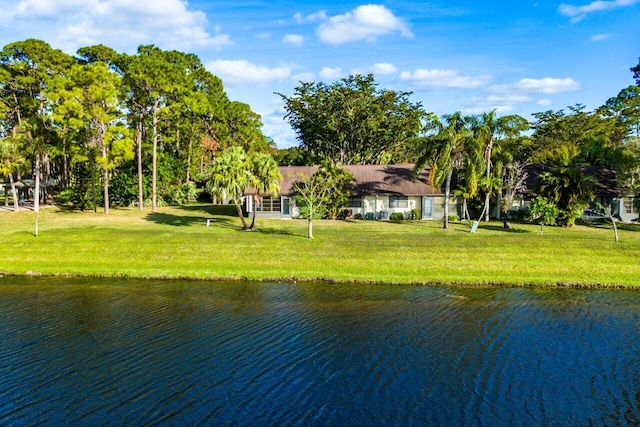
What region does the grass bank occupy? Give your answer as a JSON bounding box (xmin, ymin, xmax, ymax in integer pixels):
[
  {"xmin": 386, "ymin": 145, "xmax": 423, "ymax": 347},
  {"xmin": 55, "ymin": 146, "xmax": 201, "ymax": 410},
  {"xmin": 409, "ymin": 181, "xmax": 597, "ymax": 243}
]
[{"xmin": 1, "ymin": 204, "xmax": 639, "ymax": 287}]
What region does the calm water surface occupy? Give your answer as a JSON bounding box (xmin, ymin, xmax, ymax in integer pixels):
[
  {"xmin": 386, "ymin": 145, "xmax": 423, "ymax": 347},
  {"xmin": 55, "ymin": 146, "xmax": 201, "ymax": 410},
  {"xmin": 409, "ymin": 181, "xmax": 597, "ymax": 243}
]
[{"xmin": 1, "ymin": 277, "xmax": 639, "ymax": 425}]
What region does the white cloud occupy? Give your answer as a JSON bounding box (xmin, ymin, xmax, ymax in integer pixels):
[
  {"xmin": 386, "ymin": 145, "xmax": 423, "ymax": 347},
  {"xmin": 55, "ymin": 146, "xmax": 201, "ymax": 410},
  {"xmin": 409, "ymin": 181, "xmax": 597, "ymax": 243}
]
[
  {"xmin": 283, "ymin": 34, "xmax": 304, "ymax": 47},
  {"xmin": 295, "ymin": 11, "xmax": 327, "ymax": 23},
  {"xmin": 14, "ymin": 0, "xmax": 91, "ymax": 18},
  {"xmin": 558, "ymin": 0, "xmax": 638, "ymax": 23},
  {"xmin": 590, "ymin": 33, "xmax": 612, "ymax": 41},
  {"xmin": 206, "ymin": 60, "xmax": 291, "ymax": 85},
  {"xmin": 400, "ymin": 69, "xmax": 492, "ymax": 89},
  {"xmin": 292, "ymin": 72, "xmax": 315, "ymax": 82},
  {"xmin": 537, "ymin": 99, "xmax": 553, "ymax": 106},
  {"xmin": 319, "ymin": 66, "xmax": 343, "ymax": 80},
  {"xmin": 472, "ymin": 95, "xmax": 534, "ymax": 104},
  {"xmin": 372, "ymin": 62, "xmax": 398, "ymax": 75},
  {"xmin": 317, "ymin": 5, "xmax": 412, "ymax": 45},
  {"xmin": 3, "ymin": 0, "xmax": 232, "ymax": 52},
  {"xmin": 492, "ymin": 77, "xmax": 581, "ymax": 94},
  {"xmin": 464, "ymin": 105, "xmax": 515, "ymax": 115},
  {"xmin": 466, "ymin": 95, "xmax": 534, "ymax": 115}
]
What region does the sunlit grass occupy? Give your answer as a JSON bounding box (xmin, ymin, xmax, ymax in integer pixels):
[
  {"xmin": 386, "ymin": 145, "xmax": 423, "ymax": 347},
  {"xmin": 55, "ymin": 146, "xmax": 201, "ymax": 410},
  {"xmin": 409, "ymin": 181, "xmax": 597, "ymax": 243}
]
[{"xmin": 1, "ymin": 204, "xmax": 639, "ymax": 286}]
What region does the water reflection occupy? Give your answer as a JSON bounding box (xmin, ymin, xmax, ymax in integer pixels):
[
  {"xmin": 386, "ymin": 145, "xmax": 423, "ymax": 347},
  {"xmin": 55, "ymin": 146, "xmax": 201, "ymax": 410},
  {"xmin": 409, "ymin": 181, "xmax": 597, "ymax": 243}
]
[{"xmin": 0, "ymin": 277, "xmax": 639, "ymax": 425}]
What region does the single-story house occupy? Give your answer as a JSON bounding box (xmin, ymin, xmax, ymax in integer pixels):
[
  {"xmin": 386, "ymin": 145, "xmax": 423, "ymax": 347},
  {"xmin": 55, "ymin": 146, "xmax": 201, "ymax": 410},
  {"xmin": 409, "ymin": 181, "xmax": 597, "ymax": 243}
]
[{"xmin": 246, "ymin": 164, "xmax": 460, "ymax": 220}]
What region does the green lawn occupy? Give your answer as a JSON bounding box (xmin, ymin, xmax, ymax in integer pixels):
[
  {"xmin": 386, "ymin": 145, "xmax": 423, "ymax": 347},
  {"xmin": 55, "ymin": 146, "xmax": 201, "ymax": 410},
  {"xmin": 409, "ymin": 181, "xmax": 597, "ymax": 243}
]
[{"xmin": 1, "ymin": 203, "xmax": 639, "ymax": 287}]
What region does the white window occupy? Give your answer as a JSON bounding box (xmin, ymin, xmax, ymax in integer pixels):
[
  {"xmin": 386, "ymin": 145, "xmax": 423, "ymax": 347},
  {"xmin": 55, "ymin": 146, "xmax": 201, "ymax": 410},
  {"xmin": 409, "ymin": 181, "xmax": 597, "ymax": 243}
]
[
  {"xmin": 624, "ymin": 197, "xmax": 635, "ymax": 214},
  {"xmin": 389, "ymin": 196, "xmax": 408, "ymax": 209},
  {"xmin": 258, "ymin": 196, "xmax": 281, "ymax": 212}
]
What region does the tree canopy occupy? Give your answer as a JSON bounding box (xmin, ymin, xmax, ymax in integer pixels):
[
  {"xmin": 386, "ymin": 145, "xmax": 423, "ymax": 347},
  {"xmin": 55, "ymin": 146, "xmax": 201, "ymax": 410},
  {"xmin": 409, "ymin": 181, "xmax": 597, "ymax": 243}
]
[
  {"xmin": 279, "ymin": 74, "xmax": 426, "ymax": 165},
  {"xmin": 0, "ymin": 38, "xmax": 271, "ymax": 213}
]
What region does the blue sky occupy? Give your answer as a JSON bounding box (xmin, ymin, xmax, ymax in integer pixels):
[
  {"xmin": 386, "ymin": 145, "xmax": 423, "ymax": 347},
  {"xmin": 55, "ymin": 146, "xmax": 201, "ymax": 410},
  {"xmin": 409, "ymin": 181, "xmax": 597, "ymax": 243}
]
[{"xmin": 0, "ymin": 0, "xmax": 638, "ymax": 147}]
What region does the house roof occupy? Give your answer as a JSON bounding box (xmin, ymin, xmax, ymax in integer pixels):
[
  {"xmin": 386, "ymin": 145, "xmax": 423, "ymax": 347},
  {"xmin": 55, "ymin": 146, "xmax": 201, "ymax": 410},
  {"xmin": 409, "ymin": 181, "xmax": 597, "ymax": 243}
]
[
  {"xmin": 521, "ymin": 164, "xmax": 619, "ymax": 197},
  {"xmin": 274, "ymin": 164, "xmax": 438, "ymax": 196}
]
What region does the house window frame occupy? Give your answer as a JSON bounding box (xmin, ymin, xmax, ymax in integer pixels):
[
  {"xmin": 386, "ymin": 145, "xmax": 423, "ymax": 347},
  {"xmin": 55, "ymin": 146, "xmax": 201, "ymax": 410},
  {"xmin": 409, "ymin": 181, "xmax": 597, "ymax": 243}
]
[
  {"xmin": 257, "ymin": 196, "xmax": 281, "ymax": 212},
  {"xmin": 624, "ymin": 197, "xmax": 635, "ymax": 214},
  {"xmin": 389, "ymin": 195, "xmax": 408, "ymax": 209},
  {"xmin": 346, "ymin": 197, "xmax": 363, "ymax": 208}
]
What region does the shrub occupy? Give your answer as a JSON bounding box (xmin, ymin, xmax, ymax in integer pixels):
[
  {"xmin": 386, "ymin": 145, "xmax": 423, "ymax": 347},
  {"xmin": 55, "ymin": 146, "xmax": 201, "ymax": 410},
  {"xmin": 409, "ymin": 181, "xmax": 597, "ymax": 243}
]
[
  {"xmin": 353, "ymin": 213, "xmax": 363, "ymax": 220},
  {"xmin": 411, "ymin": 208, "xmax": 419, "ymax": 220},
  {"xmin": 390, "ymin": 212, "xmax": 405, "ymax": 221},
  {"xmin": 447, "ymin": 214, "xmax": 460, "ymax": 222},
  {"xmin": 166, "ymin": 182, "xmax": 198, "ymax": 206}
]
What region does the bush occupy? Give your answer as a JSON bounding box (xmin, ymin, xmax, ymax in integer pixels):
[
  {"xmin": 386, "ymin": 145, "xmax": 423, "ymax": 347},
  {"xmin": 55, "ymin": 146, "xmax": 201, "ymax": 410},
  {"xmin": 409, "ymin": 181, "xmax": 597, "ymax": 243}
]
[
  {"xmin": 447, "ymin": 214, "xmax": 460, "ymax": 222},
  {"xmin": 166, "ymin": 182, "xmax": 198, "ymax": 206},
  {"xmin": 337, "ymin": 209, "xmax": 352, "ymax": 220},
  {"xmin": 411, "ymin": 208, "xmax": 419, "ymax": 220},
  {"xmin": 390, "ymin": 212, "xmax": 405, "ymax": 221},
  {"xmin": 353, "ymin": 213, "xmax": 363, "ymax": 220}
]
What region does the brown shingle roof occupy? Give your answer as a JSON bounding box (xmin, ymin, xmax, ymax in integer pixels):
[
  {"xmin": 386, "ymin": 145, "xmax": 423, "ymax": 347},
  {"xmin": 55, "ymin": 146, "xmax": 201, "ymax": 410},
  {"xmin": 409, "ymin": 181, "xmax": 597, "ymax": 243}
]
[{"xmin": 276, "ymin": 164, "xmax": 438, "ymax": 196}]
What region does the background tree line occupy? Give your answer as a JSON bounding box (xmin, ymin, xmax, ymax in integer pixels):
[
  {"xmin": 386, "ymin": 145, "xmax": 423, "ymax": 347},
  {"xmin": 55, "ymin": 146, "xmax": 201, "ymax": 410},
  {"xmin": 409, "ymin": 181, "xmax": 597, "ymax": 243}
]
[{"xmin": 0, "ymin": 39, "xmax": 274, "ymax": 214}]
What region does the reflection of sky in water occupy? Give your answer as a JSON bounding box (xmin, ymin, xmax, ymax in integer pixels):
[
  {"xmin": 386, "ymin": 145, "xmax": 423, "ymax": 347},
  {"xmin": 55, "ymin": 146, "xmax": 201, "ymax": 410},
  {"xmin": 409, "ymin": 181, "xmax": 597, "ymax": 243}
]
[{"xmin": 0, "ymin": 277, "xmax": 639, "ymax": 425}]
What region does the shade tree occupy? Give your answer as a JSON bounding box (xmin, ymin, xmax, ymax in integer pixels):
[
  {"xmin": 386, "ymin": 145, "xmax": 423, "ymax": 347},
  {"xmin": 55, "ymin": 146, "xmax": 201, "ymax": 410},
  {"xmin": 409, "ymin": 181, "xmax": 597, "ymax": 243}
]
[
  {"xmin": 280, "ymin": 74, "xmax": 426, "ymax": 165},
  {"xmin": 0, "ymin": 39, "xmax": 75, "ymax": 212}
]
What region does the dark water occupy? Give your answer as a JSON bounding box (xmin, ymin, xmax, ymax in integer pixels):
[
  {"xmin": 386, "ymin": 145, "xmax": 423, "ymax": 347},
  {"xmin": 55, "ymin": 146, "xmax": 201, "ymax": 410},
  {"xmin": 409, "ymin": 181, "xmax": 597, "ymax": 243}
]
[{"xmin": 1, "ymin": 278, "xmax": 640, "ymax": 426}]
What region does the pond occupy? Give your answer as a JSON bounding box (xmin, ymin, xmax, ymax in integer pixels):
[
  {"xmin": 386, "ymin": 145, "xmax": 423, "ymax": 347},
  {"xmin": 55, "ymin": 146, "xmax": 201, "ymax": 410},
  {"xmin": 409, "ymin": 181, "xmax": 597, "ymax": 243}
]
[{"xmin": 1, "ymin": 277, "xmax": 639, "ymax": 425}]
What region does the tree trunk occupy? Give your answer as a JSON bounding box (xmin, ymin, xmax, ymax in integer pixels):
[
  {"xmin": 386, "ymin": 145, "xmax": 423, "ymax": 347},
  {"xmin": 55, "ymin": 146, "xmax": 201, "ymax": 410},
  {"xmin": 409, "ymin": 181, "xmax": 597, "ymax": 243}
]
[
  {"xmin": 233, "ymin": 198, "xmax": 248, "ymax": 229},
  {"xmin": 484, "ymin": 193, "xmax": 490, "ymax": 222},
  {"xmin": 443, "ymin": 170, "xmax": 452, "ymax": 230},
  {"xmin": 484, "ymin": 136, "xmax": 493, "ymax": 222},
  {"xmin": 34, "ymin": 153, "xmax": 40, "ymax": 213},
  {"xmin": 102, "ymin": 144, "xmax": 109, "ymax": 215},
  {"xmin": 136, "ymin": 117, "xmax": 144, "ymax": 211},
  {"xmin": 9, "ymin": 174, "xmax": 19, "ymax": 212},
  {"xmin": 249, "ymin": 195, "xmax": 258, "ymax": 230},
  {"xmin": 152, "ymin": 110, "xmax": 159, "ymax": 213},
  {"xmin": 461, "ymin": 198, "xmax": 467, "ymax": 220},
  {"xmin": 307, "ymin": 218, "xmax": 313, "ymax": 239},
  {"xmin": 608, "ymin": 209, "xmax": 619, "ymax": 243},
  {"xmin": 90, "ymin": 154, "xmax": 97, "ymax": 213},
  {"xmin": 62, "ymin": 138, "xmax": 69, "ymax": 189},
  {"xmin": 186, "ymin": 136, "xmax": 193, "ymax": 184}
]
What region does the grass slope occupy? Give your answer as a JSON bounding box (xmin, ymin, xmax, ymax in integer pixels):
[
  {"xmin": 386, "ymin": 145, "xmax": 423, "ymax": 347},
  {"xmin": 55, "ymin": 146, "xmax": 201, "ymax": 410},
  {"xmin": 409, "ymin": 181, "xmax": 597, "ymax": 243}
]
[{"xmin": 1, "ymin": 204, "xmax": 639, "ymax": 286}]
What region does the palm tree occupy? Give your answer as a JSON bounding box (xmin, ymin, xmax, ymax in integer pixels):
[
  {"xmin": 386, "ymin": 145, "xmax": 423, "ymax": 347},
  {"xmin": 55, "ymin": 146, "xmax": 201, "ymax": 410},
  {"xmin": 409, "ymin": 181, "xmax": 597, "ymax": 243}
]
[
  {"xmin": 538, "ymin": 167, "xmax": 595, "ymax": 226},
  {"xmin": 413, "ymin": 112, "xmax": 481, "ymax": 229},
  {"xmin": 249, "ymin": 152, "xmax": 281, "ymax": 230},
  {"xmin": 207, "ymin": 146, "xmax": 252, "ymax": 229},
  {"xmin": 471, "ymin": 110, "xmax": 499, "ymax": 222}
]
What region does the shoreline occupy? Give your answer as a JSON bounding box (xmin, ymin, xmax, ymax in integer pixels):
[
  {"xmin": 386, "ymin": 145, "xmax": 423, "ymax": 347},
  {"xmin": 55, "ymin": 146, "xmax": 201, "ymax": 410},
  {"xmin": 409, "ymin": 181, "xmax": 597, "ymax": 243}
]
[{"xmin": 1, "ymin": 271, "xmax": 636, "ymax": 290}]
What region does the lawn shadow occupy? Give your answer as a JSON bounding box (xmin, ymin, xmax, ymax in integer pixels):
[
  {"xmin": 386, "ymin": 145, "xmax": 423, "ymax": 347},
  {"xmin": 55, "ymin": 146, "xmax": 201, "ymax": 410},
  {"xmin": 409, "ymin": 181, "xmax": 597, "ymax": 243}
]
[
  {"xmin": 144, "ymin": 204, "xmax": 241, "ymax": 228},
  {"xmin": 242, "ymin": 227, "xmax": 303, "ymax": 238},
  {"xmin": 452, "ymin": 224, "xmax": 530, "ymax": 234},
  {"xmin": 582, "ymin": 220, "xmax": 640, "ymax": 232},
  {"xmin": 179, "ymin": 204, "xmax": 239, "ymax": 217},
  {"xmin": 478, "ymin": 225, "xmax": 530, "ymax": 233},
  {"xmin": 146, "ymin": 212, "xmax": 236, "ymax": 228}
]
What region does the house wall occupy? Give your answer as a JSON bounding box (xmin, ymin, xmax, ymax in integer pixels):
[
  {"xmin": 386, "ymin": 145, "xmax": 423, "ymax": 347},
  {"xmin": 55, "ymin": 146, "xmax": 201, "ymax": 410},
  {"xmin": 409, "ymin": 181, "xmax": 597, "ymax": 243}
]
[
  {"xmin": 253, "ymin": 194, "xmax": 462, "ymax": 220},
  {"xmin": 617, "ymin": 196, "xmax": 638, "ymax": 222},
  {"xmin": 431, "ymin": 196, "xmax": 461, "ymax": 220}
]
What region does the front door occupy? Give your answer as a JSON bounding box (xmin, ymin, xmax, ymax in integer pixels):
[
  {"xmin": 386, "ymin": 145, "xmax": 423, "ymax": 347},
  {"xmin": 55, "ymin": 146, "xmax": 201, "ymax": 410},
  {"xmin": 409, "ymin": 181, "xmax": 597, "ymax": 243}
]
[
  {"xmin": 282, "ymin": 196, "xmax": 290, "ymax": 216},
  {"xmin": 422, "ymin": 196, "xmax": 433, "ymax": 219}
]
